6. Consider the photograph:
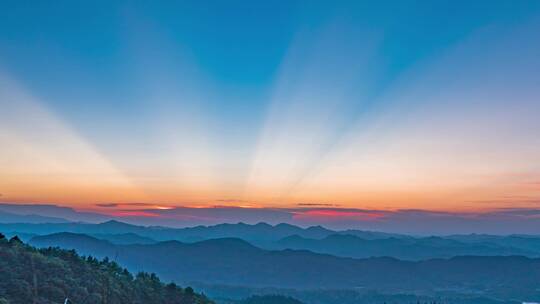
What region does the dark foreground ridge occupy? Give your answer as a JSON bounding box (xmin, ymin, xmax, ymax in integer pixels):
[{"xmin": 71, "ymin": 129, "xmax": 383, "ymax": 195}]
[{"xmin": 0, "ymin": 233, "xmax": 213, "ymax": 304}]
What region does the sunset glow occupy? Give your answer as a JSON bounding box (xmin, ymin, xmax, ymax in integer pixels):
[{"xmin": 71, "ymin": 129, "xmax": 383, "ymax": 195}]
[{"xmin": 1, "ymin": 1, "xmax": 539, "ymax": 226}]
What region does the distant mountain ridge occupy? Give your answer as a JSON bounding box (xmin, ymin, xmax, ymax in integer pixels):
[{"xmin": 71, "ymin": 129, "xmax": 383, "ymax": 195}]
[
  {"xmin": 272, "ymin": 233, "xmax": 536, "ymax": 260},
  {"xmin": 0, "ymin": 220, "xmax": 388, "ymax": 242},
  {"xmin": 0, "ymin": 210, "xmax": 70, "ymax": 224},
  {"xmin": 0, "ymin": 203, "xmax": 110, "ymax": 222},
  {"xmin": 3, "ymin": 220, "xmax": 540, "ymax": 259},
  {"xmin": 91, "ymin": 232, "xmax": 157, "ymax": 244}
]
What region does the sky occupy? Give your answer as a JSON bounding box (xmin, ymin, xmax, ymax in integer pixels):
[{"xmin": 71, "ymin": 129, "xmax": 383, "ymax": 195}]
[{"xmin": 1, "ymin": 1, "xmax": 540, "ymax": 230}]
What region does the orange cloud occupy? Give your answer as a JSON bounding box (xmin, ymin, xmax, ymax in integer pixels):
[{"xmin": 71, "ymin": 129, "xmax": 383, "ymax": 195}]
[{"xmin": 106, "ymin": 210, "xmax": 160, "ymax": 217}]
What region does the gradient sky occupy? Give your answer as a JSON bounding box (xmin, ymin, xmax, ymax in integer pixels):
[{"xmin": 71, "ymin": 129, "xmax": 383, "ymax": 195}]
[{"xmin": 1, "ymin": 1, "xmax": 540, "ymax": 221}]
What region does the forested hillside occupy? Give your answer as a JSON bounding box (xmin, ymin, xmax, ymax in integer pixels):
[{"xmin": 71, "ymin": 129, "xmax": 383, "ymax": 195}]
[{"xmin": 0, "ymin": 233, "xmax": 212, "ymax": 304}]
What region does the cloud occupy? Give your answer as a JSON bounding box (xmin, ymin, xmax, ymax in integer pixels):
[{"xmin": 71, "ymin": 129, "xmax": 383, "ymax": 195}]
[
  {"xmin": 297, "ymin": 203, "xmax": 340, "ymax": 207},
  {"xmin": 4, "ymin": 202, "xmax": 540, "ymax": 234},
  {"xmin": 485, "ymin": 208, "xmax": 540, "ymax": 217},
  {"xmin": 96, "ymin": 203, "xmax": 118, "ymax": 208},
  {"xmin": 106, "ymin": 205, "xmax": 540, "ymax": 235},
  {"xmin": 216, "ymin": 199, "xmax": 249, "ymax": 203},
  {"xmin": 123, "ymin": 202, "xmax": 157, "ymax": 206},
  {"xmin": 95, "ymin": 202, "xmax": 158, "ymax": 208}
]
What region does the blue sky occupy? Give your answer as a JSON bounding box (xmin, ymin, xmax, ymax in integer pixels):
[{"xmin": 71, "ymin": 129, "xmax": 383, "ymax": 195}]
[
  {"xmin": 2, "ymin": 1, "xmax": 537, "ymax": 120},
  {"xmin": 1, "ymin": 1, "xmax": 540, "ymax": 221}
]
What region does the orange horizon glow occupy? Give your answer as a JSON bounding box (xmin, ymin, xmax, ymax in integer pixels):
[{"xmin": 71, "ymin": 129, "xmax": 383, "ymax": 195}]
[
  {"xmin": 1, "ymin": 11, "xmax": 540, "ymax": 218},
  {"xmin": 1, "ymin": 193, "xmax": 539, "ymax": 217}
]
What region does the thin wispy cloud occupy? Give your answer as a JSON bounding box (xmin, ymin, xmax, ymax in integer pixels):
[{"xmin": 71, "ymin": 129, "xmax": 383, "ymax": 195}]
[
  {"xmin": 297, "ymin": 203, "xmax": 340, "ymax": 207},
  {"xmin": 3, "ymin": 202, "xmax": 540, "ymax": 234},
  {"xmin": 95, "ymin": 203, "xmax": 119, "ymax": 208}
]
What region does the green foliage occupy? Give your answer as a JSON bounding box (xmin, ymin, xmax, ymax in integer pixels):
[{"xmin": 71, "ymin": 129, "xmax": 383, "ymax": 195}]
[{"xmin": 0, "ymin": 236, "xmax": 213, "ymax": 304}]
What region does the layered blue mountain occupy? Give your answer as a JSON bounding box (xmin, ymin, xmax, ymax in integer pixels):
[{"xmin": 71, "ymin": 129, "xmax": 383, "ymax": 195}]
[
  {"xmin": 0, "ymin": 210, "xmax": 69, "ymax": 224},
  {"xmin": 0, "ymin": 220, "xmax": 396, "ymax": 242},
  {"xmin": 28, "ymin": 232, "xmax": 540, "ymax": 301},
  {"xmin": 271, "ymin": 234, "xmax": 535, "ymax": 260},
  {"xmin": 3, "ymin": 220, "xmax": 540, "ymax": 259}
]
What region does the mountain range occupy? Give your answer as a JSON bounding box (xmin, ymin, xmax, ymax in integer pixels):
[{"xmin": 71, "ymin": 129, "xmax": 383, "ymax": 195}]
[
  {"xmin": 0, "ymin": 220, "xmax": 403, "ymax": 242},
  {"xmin": 28, "ymin": 232, "xmax": 540, "ymax": 301},
  {"xmin": 3, "ymin": 220, "xmax": 540, "ymax": 260},
  {"xmin": 3, "ymin": 217, "xmax": 540, "ymax": 303},
  {"xmin": 270, "ymin": 233, "xmax": 537, "ymax": 260},
  {"xmin": 0, "ymin": 210, "xmax": 69, "ymax": 224}
]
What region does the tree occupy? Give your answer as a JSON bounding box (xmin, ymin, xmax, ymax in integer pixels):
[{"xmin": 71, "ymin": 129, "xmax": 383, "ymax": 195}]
[
  {"xmin": 0, "ymin": 238, "xmax": 213, "ymax": 304},
  {"xmin": 8, "ymin": 236, "xmax": 22, "ymax": 245}
]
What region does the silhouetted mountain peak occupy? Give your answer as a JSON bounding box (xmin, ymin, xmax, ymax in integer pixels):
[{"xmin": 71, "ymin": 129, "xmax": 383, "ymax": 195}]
[
  {"xmin": 99, "ymin": 220, "xmax": 136, "ymax": 227},
  {"xmin": 255, "ymin": 222, "xmax": 273, "ymax": 228},
  {"xmin": 274, "ymin": 223, "xmax": 298, "ymax": 229}
]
